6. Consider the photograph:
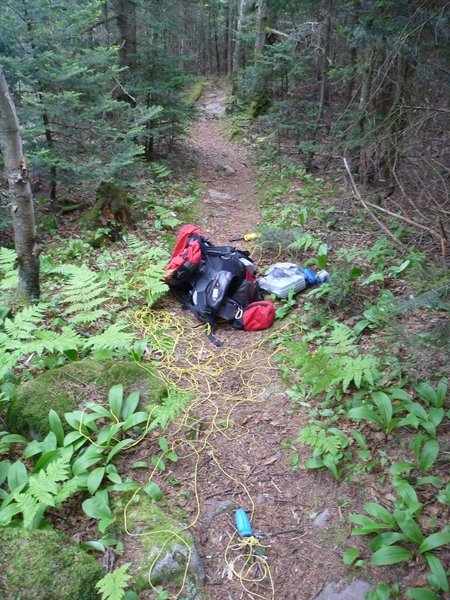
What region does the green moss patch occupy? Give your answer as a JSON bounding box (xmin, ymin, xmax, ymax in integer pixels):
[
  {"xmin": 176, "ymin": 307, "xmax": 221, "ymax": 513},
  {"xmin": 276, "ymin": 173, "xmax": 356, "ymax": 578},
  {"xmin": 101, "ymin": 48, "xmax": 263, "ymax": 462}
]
[
  {"xmin": 6, "ymin": 359, "xmax": 166, "ymax": 438},
  {"xmin": 115, "ymin": 494, "xmax": 204, "ymax": 591},
  {"xmin": 0, "ymin": 528, "xmax": 103, "ymax": 600}
]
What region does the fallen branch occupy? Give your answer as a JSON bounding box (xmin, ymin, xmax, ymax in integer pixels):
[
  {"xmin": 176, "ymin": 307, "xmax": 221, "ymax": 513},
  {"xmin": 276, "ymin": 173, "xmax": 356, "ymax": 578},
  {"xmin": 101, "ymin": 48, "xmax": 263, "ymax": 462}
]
[{"xmin": 343, "ymin": 158, "xmax": 405, "ymax": 249}]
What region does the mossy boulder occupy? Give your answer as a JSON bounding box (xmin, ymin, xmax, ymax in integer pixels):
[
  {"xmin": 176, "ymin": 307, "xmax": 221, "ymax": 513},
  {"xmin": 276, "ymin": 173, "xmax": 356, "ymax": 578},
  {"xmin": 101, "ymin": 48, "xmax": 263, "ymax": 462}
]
[
  {"xmin": 0, "ymin": 527, "xmax": 103, "ymax": 600},
  {"xmin": 116, "ymin": 494, "xmax": 204, "ymax": 593},
  {"xmin": 6, "ymin": 359, "xmax": 166, "ymax": 438}
]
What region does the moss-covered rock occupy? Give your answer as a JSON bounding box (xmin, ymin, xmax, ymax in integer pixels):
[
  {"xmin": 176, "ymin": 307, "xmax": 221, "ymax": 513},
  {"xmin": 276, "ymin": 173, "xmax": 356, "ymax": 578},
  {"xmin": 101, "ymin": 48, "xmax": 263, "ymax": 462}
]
[
  {"xmin": 116, "ymin": 494, "xmax": 204, "ymax": 592},
  {"xmin": 0, "ymin": 527, "xmax": 103, "ymax": 600},
  {"xmin": 6, "ymin": 359, "xmax": 166, "ymax": 438}
]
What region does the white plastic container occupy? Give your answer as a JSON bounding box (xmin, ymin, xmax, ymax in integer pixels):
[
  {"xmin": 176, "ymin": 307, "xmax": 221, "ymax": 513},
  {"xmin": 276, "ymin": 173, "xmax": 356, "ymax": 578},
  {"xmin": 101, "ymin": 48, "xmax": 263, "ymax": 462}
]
[{"xmin": 258, "ymin": 263, "xmax": 307, "ymax": 298}]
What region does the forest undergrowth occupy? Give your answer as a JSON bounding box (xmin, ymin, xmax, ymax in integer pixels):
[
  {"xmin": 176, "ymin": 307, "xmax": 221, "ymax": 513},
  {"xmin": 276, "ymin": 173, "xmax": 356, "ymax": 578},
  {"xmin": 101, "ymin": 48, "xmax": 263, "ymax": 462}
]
[{"xmin": 1, "ymin": 83, "xmax": 449, "ymax": 600}]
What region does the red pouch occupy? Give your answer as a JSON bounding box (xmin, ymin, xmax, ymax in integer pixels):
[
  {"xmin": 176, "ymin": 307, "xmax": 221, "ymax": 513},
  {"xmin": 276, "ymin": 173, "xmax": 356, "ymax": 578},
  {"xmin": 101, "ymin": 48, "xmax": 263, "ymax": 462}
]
[{"xmin": 241, "ymin": 300, "xmax": 275, "ymax": 331}]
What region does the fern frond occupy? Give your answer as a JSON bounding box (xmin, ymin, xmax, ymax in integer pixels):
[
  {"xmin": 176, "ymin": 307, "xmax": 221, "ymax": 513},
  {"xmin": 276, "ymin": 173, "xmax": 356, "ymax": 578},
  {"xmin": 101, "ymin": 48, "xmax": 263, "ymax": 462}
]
[
  {"xmin": 298, "ymin": 425, "xmax": 345, "ymax": 456},
  {"xmin": 152, "ymin": 161, "xmax": 171, "ymax": 179},
  {"xmin": 66, "ymin": 309, "xmax": 109, "ymax": 324},
  {"xmin": 150, "ymin": 385, "xmax": 192, "ymax": 431},
  {"xmin": 11, "ymin": 327, "xmax": 82, "ymax": 355},
  {"xmin": 327, "ymin": 323, "xmax": 355, "ymax": 353},
  {"xmin": 3, "ymin": 304, "xmax": 48, "ymax": 340},
  {"xmin": 0, "ymin": 247, "xmax": 16, "ymax": 273},
  {"xmin": 83, "ymin": 322, "xmax": 134, "ymax": 351},
  {"xmin": 14, "ymin": 492, "xmax": 40, "ymax": 528},
  {"xmin": 342, "ymin": 355, "xmax": 379, "ymax": 390},
  {"xmin": 96, "ymin": 563, "xmax": 132, "ymax": 600}
]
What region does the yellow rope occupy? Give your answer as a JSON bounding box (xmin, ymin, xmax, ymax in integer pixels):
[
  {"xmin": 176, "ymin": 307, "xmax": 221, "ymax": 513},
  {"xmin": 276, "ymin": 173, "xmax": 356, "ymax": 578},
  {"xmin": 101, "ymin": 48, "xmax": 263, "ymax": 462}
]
[{"xmin": 121, "ymin": 308, "xmax": 279, "ymax": 599}]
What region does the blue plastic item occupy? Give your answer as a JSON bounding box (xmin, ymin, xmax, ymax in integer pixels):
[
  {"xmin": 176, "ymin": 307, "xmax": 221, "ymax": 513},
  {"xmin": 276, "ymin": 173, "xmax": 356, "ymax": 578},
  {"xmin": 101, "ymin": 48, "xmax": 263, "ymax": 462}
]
[
  {"xmin": 303, "ymin": 268, "xmax": 317, "ymax": 285},
  {"xmin": 235, "ymin": 509, "xmax": 253, "ymax": 537}
]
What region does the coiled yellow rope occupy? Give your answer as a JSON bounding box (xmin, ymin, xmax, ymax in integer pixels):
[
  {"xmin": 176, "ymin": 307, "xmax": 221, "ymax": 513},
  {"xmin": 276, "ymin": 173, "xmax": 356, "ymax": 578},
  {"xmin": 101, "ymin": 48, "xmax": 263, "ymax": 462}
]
[{"xmin": 122, "ymin": 307, "xmax": 280, "ymax": 599}]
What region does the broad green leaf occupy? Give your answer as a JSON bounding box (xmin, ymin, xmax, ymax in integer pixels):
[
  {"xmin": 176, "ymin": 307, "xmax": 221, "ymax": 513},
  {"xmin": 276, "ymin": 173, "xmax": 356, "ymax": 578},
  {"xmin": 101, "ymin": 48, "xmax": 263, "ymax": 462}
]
[
  {"xmin": 63, "ymin": 431, "xmax": 85, "ymax": 447},
  {"xmin": 347, "ymin": 406, "xmax": 383, "ymax": 427},
  {"xmin": 151, "ymin": 455, "xmax": 166, "ymax": 472},
  {"xmin": 305, "ymin": 457, "xmax": 324, "ymax": 469},
  {"xmin": 106, "ymin": 472, "xmax": 122, "ymax": 484},
  {"xmin": 159, "ymin": 437, "xmax": 169, "ymax": 452},
  {"xmin": 7, "ymin": 461, "xmax": 28, "ymax": 491},
  {"xmin": 372, "ymin": 391, "xmax": 393, "ymax": 427},
  {"xmin": 122, "ymin": 391, "xmax": 140, "ymax": 420},
  {"xmin": 371, "ymin": 545, "xmax": 412, "ymax": 565},
  {"xmin": 106, "ymin": 438, "xmax": 134, "ymax": 464},
  {"xmin": 406, "ymin": 588, "xmax": 440, "ymax": 600},
  {"xmin": 419, "ymin": 439, "xmax": 439, "ymax": 472},
  {"xmin": 82, "ymin": 493, "xmax": 112, "ymax": 520},
  {"xmin": 415, "ymin": 382, "xmax": 437, "ymax": 406},
  {"xmin": 342, "ymin": 547, "xmax": 360, "ymax": 565},
  {"xmin": 418, "ymin": 531, "xmax": 450, "ymax": 554},
  {"xmin": 87, "ymin": 467, "xmax": 106, "ymax": 495},
  {"xmin": 0, "ymin": 434, "xmax": 28, "ymax": 445},
  {"xmin": 123, "ymin": 412, "xmax": 149, "ymax": 430},
  {"xmin": 394, "ymin": 509, "xmax": 424, "ymax": 544},
  {"xmin": 131, "ymin": 461, "xmax": 148, "ymax": 469},
  {"xmin": 143, "ymin": 482, "xmax": 163, "ymax": 501},
  {"xmin": 48, "ymin": 410, "xmax": 65, "ymax": 446},
  {"xmin": 82, "ymin": 540, "xmax": 106, "ymax": 553},
  {"xmin": 387, "ymin": 387, "xmax": 412, "ymax": 402},
  {"xmin": 0, "ymin": 460, "xmax": 12, "ymax": 485},
  {"xmin": 349, "ymin": 514, "xmax": 391, "ymax": 535},
  {"xmin": 389, "ymin": 461, "xmax": 415, "ymax": 475},
  {"xmin": 84, "ymin": 403, "xmax": 112, "ymax": 418},
  {"xmin": 425, "ymin": 553, "xmax": 449, "ymax": 592},
  {"xmin": 363, "ymin": 502, "xmax": 395, "ymax": 525},
  {"xmin": 393, "ymin": 479, "xmax": 420, "ymax": 511},
  {"xmin": 108, "ymin": 384, "xmax": 123, "ymax": 420},
  {"xmin": 369, "ymin": 532, "xmax": 408, "ymax": 552},
  {"xmin": 72, "ymin": 451, "xmax": 103, "ymax": 476}
]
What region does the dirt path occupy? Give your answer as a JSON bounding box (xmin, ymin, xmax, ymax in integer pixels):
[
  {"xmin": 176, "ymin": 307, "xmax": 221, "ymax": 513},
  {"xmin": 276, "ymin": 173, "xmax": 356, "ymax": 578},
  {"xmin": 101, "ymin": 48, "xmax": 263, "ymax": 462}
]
[{"xmin": 154, "ymin": 83, "xmax": 374, "ymax": 600}]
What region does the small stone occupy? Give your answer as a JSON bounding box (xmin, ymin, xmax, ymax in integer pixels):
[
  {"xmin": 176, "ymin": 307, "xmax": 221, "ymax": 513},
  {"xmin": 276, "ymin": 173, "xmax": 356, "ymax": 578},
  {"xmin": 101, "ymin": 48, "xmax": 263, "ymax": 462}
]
[
  {"xmin": 312, "ymin": 508, "xmax": 331, "ymax": 528},
  {"xmin": 215, "ymin": 164, "xmax": 236, "ymax": 176},
  {"xmin": 147, "ymin": 542, "xmax": 205, "ymax": 587},
  {"xmin": 313, "ymin": 580, "xmax": 372, "ymax": 600},
  {"xmin": 207, "ymin": 189, "xmax": 233, "ymax": 201}
]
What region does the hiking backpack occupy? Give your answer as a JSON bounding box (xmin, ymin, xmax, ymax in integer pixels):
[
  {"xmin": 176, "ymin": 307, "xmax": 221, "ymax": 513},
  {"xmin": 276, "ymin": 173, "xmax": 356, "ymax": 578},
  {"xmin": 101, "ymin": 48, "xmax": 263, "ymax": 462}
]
[{"xmin": 164, "ymin": 224, "xmax": 275, "ymax": 344}]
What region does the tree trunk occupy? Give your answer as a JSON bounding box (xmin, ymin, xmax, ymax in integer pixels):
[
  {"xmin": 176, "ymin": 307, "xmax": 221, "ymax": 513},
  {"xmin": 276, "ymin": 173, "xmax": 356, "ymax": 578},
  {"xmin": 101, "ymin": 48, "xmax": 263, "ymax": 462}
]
[
  {"xmin": 305, "ymin": 0, "xmax": 333, "ymax": 170},
  {"xmin": 115, "ymin": 0, "xmax": 137, "ymax": 72},
  {"xmin": 233, "ymin": 0, "xmax": 246, "ymax": 72},
  {"xmin": 0, "ymin": 67, "xmax": 40, "ymax": 301},
  {"xmin": 227, "ymin": 0, "xmax": 234, "ymax": 77},
  {"xmin": 255, "ymin": 0, "xmax": 277, "ymax": 56}
]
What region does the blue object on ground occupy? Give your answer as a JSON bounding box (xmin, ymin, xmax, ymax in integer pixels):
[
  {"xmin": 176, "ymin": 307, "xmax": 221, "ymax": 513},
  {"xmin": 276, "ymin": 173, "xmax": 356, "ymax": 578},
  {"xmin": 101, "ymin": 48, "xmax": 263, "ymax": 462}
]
[{"xmin": 235, "ymin": 508, "xmax": 253, "ymax": 537}]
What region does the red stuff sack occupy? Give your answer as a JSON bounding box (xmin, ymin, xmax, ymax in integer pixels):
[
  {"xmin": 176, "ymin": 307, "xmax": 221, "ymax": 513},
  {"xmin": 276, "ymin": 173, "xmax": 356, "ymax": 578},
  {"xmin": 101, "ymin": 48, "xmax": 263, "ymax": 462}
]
[
  {"xmin": 164, "ymin": 224, "xmax": 205, "ymax": 286},
  {"xmin": 233, "ymin": 300, "xmax": 275, "ymax": 331}
]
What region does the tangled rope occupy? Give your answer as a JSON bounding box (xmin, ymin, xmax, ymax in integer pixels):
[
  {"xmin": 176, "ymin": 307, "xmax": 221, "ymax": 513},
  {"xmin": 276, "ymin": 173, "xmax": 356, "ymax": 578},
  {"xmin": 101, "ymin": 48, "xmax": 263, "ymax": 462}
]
[{"xmin": 123, "ymin": 308, "xmax": 280, "ymax": 599}]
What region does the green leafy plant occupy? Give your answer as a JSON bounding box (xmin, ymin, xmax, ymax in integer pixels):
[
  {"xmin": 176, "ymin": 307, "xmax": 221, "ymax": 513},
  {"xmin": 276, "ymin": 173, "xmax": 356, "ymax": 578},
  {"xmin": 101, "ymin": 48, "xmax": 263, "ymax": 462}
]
[
  {"xmin": 95, "ymin": 563, "xmax": 133, "ymax": 600},
  {"xmin": 348, "ymin": 389, "xmax": 408, "ymax": 436},
  {"xmin": 281, "ymin": 322, "xmax": 380, "ymax": 399},
  {"xmin": 298, "ymin": 424, "xmax": 349, "ymax": 480}
]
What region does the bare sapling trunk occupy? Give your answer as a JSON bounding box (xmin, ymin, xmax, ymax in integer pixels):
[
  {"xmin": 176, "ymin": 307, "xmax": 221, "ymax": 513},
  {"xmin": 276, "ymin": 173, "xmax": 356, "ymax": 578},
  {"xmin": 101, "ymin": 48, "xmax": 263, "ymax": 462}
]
[{"xmin": 0, "ymin": 66, "xmax": 40, "ymax": 301}]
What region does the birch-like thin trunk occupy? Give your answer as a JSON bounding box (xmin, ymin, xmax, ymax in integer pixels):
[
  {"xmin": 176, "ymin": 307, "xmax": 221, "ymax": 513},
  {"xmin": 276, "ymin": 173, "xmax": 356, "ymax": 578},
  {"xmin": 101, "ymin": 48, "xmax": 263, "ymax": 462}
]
[
  {"xmin": 0, "ymin": 67, "xmax": 40, "ymax": 301},
  {"xmin": 233, "ymin": 0, "xmax": 246, "ymax": 72}
]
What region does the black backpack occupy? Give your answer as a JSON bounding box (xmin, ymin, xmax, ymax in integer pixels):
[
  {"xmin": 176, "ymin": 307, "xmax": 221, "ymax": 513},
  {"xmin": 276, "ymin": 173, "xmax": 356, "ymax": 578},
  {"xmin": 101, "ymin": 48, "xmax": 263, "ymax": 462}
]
[{"xmin": 164, "ymin": 225, "xmax": 260, "ymax": 345}]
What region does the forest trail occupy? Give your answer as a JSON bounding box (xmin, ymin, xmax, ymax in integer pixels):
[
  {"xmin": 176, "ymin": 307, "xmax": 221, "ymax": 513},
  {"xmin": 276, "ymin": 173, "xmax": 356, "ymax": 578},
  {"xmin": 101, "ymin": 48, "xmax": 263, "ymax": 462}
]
[
  {"xmin": 190, "ymin": 81, "xmax": 260, "ymax": 244},
  {"xmin": 154, "ymin": 82, "xmax": 373, "ymax": 600}
]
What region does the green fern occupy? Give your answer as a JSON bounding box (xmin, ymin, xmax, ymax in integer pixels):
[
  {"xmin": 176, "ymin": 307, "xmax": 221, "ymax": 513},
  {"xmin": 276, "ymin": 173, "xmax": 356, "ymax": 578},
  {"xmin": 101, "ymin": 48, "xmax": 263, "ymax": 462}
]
[
  {"xmin": 149, "ymin": 385, "xmax": 193, "ymax": 431},
  {"xmin": 83, "ymin": 322, "xmax": 134, "ymax": 351},
  {"xmin": 298, "ymin": 425, "xmax": 345, "ymax": 457},
  {"xmin": 0, "ymin": 247, "xmax": 16, "ymax": 273},
  {"xmin": 3, "ymin": 304, "xmax": 48, "ymax": 340},
  {"xmin": 282, "ymin": 323, "xmax": 381, "ymax": 397},
  {"xmin": 12, "ymin": 456, "xmax": 78, "ymax": 528},
  {"xmin": 0, "ymin": 248, "xmax": 17, "ymax": 291},
  {"xmin": 151, "ymin": 161, "xmax": 172, "ymax": 179},
  {"xmin": 59, "ymin": 266, "xmax": 109, "ymax": 324},
  {"xmin": 95, "ymin": 563, "xmax": 132, "ymax": 600}
]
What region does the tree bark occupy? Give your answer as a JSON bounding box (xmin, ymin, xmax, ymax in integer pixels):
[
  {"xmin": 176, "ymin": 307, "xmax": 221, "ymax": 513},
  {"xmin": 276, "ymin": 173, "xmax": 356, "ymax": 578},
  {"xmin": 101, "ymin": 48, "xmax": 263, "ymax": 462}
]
[
  {"xmin": 233, "ymin": 0, "xmax": 246, "ymax": 72},
  {"xmin": 115, "ymin": 0, "xmax": 137, "ymax": 72},
  {"xmin": 0, "ymin": 67, "xmax": 40, "ymax": 301},
  {"xmin": 255, "ymin": 0, "xmax": 276, "ymax": 57}
]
